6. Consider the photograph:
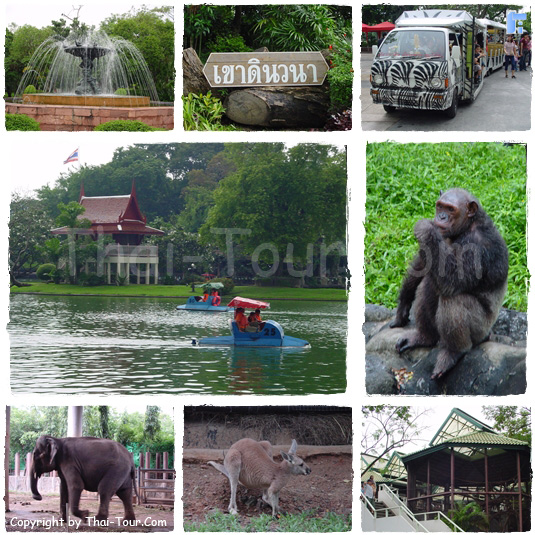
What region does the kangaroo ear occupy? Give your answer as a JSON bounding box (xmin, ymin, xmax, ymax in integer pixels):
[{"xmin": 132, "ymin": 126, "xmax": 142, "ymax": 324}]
[
  {"xmin": 281, "ymin": 451, "xmax": 292, "ymax": 462},
  {"xmin": 288, "ymin": 439, "xmax": 297, "ymax": 455}
]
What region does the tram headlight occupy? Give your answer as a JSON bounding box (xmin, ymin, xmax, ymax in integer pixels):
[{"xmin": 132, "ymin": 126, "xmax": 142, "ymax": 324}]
[
  {"xmin": 430, "ymin": 77, "xmax": 442, "ymax": 89},
  {"xmin": 374, "ymin": 74, "xmax": 384, "ymax": 85}
]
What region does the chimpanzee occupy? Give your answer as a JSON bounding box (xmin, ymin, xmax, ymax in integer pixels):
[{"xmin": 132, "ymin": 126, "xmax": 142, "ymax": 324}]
[{"xmin": 390, "ymin": 188, "xmax": 509, "ymax": 379}]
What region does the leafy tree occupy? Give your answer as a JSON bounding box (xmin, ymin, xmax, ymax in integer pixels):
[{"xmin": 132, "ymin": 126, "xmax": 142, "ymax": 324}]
[
  {"xmin": 101, "ymin": 6, "xmax": 175, "ymax": 101},
  {"xmin": 144, "ymin": 406, "xmax": 161, "ymax": 441},
  {"xmin": 200, "ymin": 144, "xmax": 346, "ymax": 276},
  {"xmin": 483, "ymin": 406, "xmax": 531, "ymax": 443},
  {"xmin": 9, "ymin": 193, "xmax": 52, "ymax": 285},
  {"xmin": 361, "ymin": 405, "xmax": 430, "ymax": 476}
]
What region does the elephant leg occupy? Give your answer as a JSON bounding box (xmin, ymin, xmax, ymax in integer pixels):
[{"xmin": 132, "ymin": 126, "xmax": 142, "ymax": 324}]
[
  {"xmin": 116, "ymin": 487, "xmax": 136, "ymax": 522},
  {"xmin": 68, "ymin": 484, "xmax": 90, "ymax": 521},
  {"xmin": 95, "ymin": 482, "xmax": 114, "ymax": 522},
  {"xmin": 59, "ymin": 478, "xmax": 69, "ymax": 521}
]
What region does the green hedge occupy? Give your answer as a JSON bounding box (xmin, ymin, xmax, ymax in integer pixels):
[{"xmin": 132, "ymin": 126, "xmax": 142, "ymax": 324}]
[
  {"xmin": 94, "ymin": 120, "xmax": 162, "ymax": 132},
  {"xmin": 6, "ymin": 113, "xmax": 40, "ymax": 131}
]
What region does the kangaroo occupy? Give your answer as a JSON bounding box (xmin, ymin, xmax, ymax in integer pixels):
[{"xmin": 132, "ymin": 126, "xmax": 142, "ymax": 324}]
[{"xmin": 208, "ymin": 438, "xmax": 311, "ymax": 517}]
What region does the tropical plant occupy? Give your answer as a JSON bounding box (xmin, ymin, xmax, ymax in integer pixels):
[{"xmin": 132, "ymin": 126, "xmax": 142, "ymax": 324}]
[
  {"xmin": 253, "ymin": 5, "xmax": 336, "ymax": 51},
  {"xmin": 449, "ymin": 502, "xmax": 489, "ymax": 532},
  {"xmin": 183, "ymin": 92, "xmax": 236, "ymax": 131}
]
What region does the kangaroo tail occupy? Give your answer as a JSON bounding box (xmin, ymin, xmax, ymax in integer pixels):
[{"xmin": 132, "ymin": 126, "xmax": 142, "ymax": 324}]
[{"xmin": 207, "ymin": 461, "xmax": 230, "ymax": 478}]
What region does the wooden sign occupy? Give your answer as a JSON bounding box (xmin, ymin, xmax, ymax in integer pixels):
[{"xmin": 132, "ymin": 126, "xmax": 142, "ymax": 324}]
[{"xmin": 203, "ymin": 52, "xmax": 329, "ymax": 88}]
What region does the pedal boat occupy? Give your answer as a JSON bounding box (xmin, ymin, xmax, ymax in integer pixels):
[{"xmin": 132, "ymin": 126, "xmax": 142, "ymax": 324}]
[
  {"xmin": 176, "ymin": 295, "xmax": 231, "ymax": 312},
  {"xmin": 194, "ymin": 319, "xmax": 310, "ymax": 348}
]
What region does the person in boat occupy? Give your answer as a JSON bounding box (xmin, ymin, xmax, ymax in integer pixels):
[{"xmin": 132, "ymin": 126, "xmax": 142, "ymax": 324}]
[
  {"xmin": 201, "ymin": 290, "xmax": 210, "ymax": 302},
  {"xmin": 251, "ymin": 308, "xmax": 266, "ymax": 331},
  {"xmin": 211, "ymin": 289, "xmax": 221, "ymax": 306},
  {"xmin": 234, "ymin": 307, "xmax": 249, "ymax": 331}
]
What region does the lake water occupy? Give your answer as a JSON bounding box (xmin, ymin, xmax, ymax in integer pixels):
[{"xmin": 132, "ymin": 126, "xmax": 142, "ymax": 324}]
[{"xmin": 9, "ymin": 295, "xmax": 347, "ymax": 395}]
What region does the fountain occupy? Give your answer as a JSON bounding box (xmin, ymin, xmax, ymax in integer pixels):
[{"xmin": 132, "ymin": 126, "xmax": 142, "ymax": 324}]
[
  {"xmin": 15, "ymin": 30, "xmax": 159, "ymax": 107},
  {"xmin": 7, "ymin": 29, "xmax": 173, "ymax": 130}
]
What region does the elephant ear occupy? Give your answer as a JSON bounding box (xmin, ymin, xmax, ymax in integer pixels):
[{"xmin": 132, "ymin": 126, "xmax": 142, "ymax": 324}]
[{"xmin": 46, "ymin": 437, "xmax": 59, "ymax": 466}]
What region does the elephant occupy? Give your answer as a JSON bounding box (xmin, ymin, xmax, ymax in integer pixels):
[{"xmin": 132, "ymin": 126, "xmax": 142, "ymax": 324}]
[{"xmin": 29, "ymin": 435, "xmax": 138, "ymax": 523}]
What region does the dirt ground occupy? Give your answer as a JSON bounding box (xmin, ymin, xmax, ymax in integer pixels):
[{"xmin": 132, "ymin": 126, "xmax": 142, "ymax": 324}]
[
  {"xmin": 5, "ymin": 493, "xmax": 174, "ymax": 532},
  {"xmin": 182, "ymin": 453, "xmax": 353, "ymax": 526}
]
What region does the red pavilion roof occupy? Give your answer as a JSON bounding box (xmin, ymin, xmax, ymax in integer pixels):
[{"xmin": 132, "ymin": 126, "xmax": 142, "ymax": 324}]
[{"xmin": 51, "ymin": 182, "xmax": 164, "ymax": 236}]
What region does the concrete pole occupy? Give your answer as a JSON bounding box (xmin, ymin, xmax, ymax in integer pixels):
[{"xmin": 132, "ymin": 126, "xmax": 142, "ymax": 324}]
[
  {"xmin": 145, "ymin": 263, "xmax": 150, "ymax": 284},
  {"xmin": 67, "ymin": 406, "xmax": 83, "ymax": 437},
  {"xmin": 5, "ymin": 406, "xmax": 10, "ymax": 512},
  {"xmin": 15, "ymin": 453, "xmax": 20, "ymax": 476},
  {"xmin": 25, "ymin": 453, "xmax": 31, "ymax": 477}
]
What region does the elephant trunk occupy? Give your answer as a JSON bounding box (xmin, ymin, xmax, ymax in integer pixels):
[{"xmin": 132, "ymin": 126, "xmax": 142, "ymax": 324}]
[{"xmin": 29, "ymin": 462, "xmax": 42, "ymax": 501}]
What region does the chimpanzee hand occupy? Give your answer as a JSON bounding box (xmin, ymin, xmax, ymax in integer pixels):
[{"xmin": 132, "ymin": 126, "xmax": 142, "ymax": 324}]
[{"xmin": 413, "ymin": 219, "xmax": 437, "ymax": 244}]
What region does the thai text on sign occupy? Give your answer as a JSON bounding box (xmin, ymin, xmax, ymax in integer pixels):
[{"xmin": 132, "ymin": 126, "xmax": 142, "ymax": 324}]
[{"xmin": 203, "ymin": 52, "xmax": 330, "ymax": 88}]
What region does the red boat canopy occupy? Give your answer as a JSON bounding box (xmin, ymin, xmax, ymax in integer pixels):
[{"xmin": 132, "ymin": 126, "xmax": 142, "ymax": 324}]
[{"xmin": 227, "ymin": 297, "xmax": 270, "ymax": 309}]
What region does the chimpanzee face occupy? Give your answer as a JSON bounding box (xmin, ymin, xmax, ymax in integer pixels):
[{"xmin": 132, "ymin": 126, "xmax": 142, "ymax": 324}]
[{"xmin": 434, "ymin": 190, "xmax": 478, "ymax": 237}]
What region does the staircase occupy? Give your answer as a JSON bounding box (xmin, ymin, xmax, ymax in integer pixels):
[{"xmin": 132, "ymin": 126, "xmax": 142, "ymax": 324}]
[{"xmin": 361, "ymin": 485, "xmax": 464, "ymax": 532}]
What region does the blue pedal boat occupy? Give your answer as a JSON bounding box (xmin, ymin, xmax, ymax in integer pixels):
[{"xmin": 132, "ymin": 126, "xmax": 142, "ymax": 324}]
[
  {"xmin": 176, "ymin": 296, "xmax": 231, "ymax": 312},
  {"xmin": 194, "ymin": 319, "xmax": 310, "ymax": 348}
]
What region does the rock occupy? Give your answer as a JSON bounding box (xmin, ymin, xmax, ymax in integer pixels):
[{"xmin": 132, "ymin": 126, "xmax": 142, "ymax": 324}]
[
  {"xmin": 491, "ymin": 308, "xmax": 527, "ymax": 341},
  {"xmin": 365, "ymin": 306, "xmax": 527, "ymax": 396}
]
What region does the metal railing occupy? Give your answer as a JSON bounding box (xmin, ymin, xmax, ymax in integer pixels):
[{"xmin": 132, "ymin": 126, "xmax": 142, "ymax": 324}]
[
  {"xmin": 104, "ymin": 244, "xmax": 159, "ymax": 258},
  {"xmin": 414, "ymin": 511, "xmax": 464, "ymax": 532}
]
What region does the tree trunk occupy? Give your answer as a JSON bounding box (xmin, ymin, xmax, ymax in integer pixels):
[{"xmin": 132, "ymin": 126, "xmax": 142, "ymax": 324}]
[
  {"xmin": 9, "ymin": 271, "xmax": 30, "ymax": 287},
  {"xmin": 224, "ymin": 86, "xmax": 330, "ymax": 128},
  {"xmin": 182, "ymin": 48, "xmax": 214, "ymax": 97}
]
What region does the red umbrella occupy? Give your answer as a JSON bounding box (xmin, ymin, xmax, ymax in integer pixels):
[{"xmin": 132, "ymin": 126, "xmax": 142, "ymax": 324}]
[
  {"xmin": 202, "ymin": 273, "xmax": 215, "ymax": 278},
  {"xmin": 227, "ymin": 296, "xmax": 270, "ymax": 309}
]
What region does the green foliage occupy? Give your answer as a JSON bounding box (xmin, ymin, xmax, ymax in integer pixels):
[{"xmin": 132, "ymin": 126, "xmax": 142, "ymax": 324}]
[
  {"xmin": 55, "ymin": 201, "xmax": 89, "ymax": 228},
  {"xmin": 183, "ymin": 92, "xmax": 236, "ymax": 131},
  {"xmin": 184, "ymin": 510, "xmax": 351, "ymax": 532},
  {"xmin": 483, "ymin": 406, "xmax": 531, "ymax": 444},
  {"xmin": 78, "ymin": 273, "xmax": 106, "ymax": 287},
  {"xmin": 253, "ymin": 5, "xmax": 336, "ymax": 51},
  {"xmin": 144, "ymin": 406, "xmax": 161, "ymax": 441},
  {"xmin": 114, "ymin": 87, "xmax": 128, "ymax": 95},
  {"xmin": 5, "ymin": 113, "xmax": 40, "ymax": 131},
  {"xmin": 365, "ymin": 142, "xmax": 528, "ymax": 312},
  {"xmin": 448, "ymin": 502, "xmax": 489, "ymax": 532},
  {"xmin": 94, "ymin": 119, "xmax": 160, "ymax": 132},
  {"xmin": 207, "ymin": 35, "xmax": 253, "ymax": 54},
  {"xmin": 36, "ymin": 263, "xmax": 56, "ymax": 281},
  {"xmin": 210, "ymin": 277, "xmax": 234, "ymax": 295},
  {"xmin": 23, "ymin": 84, "xmax": 37, "ymax": 94},
  {"xmin": 101, "ymin": 7, "xmax": 175, "ymax": 101},
  {"xmin": 326, "ymin": 29, "xmax": 353, "ymax": 110}
]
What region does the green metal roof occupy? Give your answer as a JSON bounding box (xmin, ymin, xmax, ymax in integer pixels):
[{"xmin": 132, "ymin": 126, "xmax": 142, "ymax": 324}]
[
  {"xmin": 402, "ymin": 430, "xmax": 529, "ymax": 464},
  {"xmin": 429, "ymin": 408, "xmax": 495, "ymax": 446}
]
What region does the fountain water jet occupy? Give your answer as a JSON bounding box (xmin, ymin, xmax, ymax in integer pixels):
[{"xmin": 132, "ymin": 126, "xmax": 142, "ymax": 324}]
[{"xmin": 15, "ymin": 29, "xmax": 160, "ymax": 107}]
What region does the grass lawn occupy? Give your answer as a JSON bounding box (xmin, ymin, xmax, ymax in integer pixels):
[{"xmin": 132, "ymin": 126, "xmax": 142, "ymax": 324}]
[
  {"xmin": 184, "ymin": 510, "xmax": 351, "ymax": 532},
  {"xmin": 10, "ymin": 283, "xmax": 347, "ymax": 301}
]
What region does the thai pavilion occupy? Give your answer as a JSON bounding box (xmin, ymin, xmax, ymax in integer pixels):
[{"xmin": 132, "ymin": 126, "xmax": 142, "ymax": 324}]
[
  {"xmin": 51, "ymin": 183, "xmax": 164, "ymax": 284},
  {"xmin": 362, "ymin": 408, "xmax": 531, "ymax": 532}
]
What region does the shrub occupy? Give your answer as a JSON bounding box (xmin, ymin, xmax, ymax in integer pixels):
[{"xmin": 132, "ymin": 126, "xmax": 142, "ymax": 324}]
[
  {"xmin": 36, "ymin": 263, "xmax": 56, "ymax": 281},
  {"xmin": 51, "ymin": 268, "xmax": 64, "ymax": 284},
  {"xmin": 255, "ymin": 276, "xmax": 301, "ymax": 288},
  {"xmin": 94, "ymin": 120, "xmax": 161, "ymax": 132},
  {"xmin": 6, "ymin": 113, "xmax": 40, "ymax": 131},
  {"xmin": 23, "ymin": 85, "xmax": 37, "ymax": 94},
  {"xmin": 162, "ymin": 275, "xmax": 177, "ymax": 285},
  {"xmin": 183, "ymin": 92, "xmax": 237, "ymax": 131},
  {"xmin": 211, "ymin": 277, "xmax": 234, "ymax": 295},
  {"xmin": 328, "ymin": 63, "xmax": 353, "ymax": 110},
  {"xmin": 203, "ymin": 35, "xmax": 252, "ymax": 61},
  {"xmin": 78, "ymin": 273, "xmax": 106, "ymax": 287},
  {"xmin": 114, "ymin": 88, "xmax": 128, "ymax": 96}
]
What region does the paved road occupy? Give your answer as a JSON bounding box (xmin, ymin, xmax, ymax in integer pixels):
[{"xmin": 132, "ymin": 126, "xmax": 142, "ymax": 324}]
[{"xmin": 361, "ymin": 52, "xmax": 532, "ymax": 131}]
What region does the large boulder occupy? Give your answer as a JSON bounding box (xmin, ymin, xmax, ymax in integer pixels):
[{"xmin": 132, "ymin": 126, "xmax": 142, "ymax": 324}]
[{"xmin": 364, "ymin": 305, "xmax": 527, "ymax": 395}]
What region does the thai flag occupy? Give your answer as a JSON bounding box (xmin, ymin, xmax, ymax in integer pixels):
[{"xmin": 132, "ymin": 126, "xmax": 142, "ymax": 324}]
[{"xmin": 64, "ymin": 148, "xmax": 79, "ymax": 164}]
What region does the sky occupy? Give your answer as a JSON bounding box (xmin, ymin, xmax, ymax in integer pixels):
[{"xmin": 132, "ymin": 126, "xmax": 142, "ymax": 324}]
[
  {"xmin": 5, "ymin": 3, "xmax": 165, "ymax": 30},
  {"xmin": 7, "ymin": 139, "xmax": 134, "ymax": 195}
]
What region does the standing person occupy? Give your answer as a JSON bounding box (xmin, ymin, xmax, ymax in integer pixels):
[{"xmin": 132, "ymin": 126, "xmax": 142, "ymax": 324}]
[
  {"xmin": 365, "ymin": 479, "xmax": 375, "ymax": 507},
  {"xmin": 504, "ymin": 35, "xmax": 518, "ymax": 78},
  {"xmin": 522, "ymin": 35, "xmax": 531, "ymax": 68}
]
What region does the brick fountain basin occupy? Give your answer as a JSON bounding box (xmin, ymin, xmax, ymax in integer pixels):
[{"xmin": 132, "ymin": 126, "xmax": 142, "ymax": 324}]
[{"xmin": 6, "ymin": 95, "xmax": 173, "ymax": 131}]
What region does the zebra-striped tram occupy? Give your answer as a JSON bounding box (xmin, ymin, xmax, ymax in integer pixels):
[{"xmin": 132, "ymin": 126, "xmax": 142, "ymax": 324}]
[{"xmin": 370, "ymin": 10, "xmax": 489, "ymax": 119}]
